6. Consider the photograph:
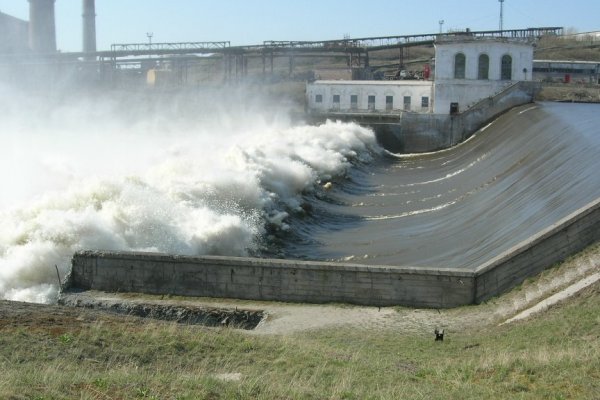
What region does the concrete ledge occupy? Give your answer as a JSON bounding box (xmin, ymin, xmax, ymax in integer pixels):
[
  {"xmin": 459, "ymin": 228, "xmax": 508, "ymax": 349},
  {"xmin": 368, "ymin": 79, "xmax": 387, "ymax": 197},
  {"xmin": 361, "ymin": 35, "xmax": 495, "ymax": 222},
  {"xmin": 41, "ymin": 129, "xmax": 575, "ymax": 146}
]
[
  {"xmin": 66, "ymin": 195, "xmax": 600, "ymax": 308},
  {"xmin": 474, "ymin": 197, "xmax": 600, "ymax": 303},
  {"xmin": 69, "ymin": 251, "xmax": 475, "ymax": 308}
]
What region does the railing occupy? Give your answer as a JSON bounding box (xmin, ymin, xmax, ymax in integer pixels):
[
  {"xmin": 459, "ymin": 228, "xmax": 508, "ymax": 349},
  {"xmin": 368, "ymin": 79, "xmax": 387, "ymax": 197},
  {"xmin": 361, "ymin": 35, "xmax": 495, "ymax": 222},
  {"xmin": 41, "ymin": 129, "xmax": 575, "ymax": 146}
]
[
  {"xmin": 262, "ymin": 27, "xmax": 563, "ymax": 51},
  {"xmin": 110, "ymin": 41, "xmax": 230, "ymax": 53},
  {"xmin": 0, "ymin": 27, "xmax": 564, "ymax": 64},
  {"xmin": 461, "ymin": 80, "xmax": 538, "ymax": 117}
]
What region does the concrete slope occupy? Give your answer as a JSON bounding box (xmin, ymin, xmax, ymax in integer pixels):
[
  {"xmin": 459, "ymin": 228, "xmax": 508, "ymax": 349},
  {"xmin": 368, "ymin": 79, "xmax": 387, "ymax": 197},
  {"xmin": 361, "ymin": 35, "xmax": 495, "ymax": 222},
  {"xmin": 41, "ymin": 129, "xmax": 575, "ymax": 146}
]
[{"xmin": 307, "ymin": 102, "xmax": 600, "ymax": 269}]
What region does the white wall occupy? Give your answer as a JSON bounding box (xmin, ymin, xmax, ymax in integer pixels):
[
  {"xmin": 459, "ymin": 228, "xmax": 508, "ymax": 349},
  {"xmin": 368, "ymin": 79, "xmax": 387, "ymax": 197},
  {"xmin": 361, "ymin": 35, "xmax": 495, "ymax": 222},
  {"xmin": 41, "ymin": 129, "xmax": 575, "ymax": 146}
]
[
  {"xmin": 306, "ymin": 81, "xmax": 434, "ymax": 113},
  {"xmin": 434, "ymin": 39, "xmax": 533, "ymax": 81},
  {"xmin": 433, "ymin": 80, "xmax": 514, "ymax": 114},
  {"xmin": 433, "ymin": 38, "xmax": 533, "ymax": 113}
]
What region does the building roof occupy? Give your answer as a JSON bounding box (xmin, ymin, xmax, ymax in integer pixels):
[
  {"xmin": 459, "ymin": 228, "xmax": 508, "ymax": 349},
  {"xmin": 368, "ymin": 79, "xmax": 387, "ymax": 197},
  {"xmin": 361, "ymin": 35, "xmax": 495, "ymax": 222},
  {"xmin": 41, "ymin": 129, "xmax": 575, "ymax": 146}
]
[
  {"xmin": 0, "ymin": 11, "xmax": 27, "ymax": 25},
  {"xmin": 310, "ymin": 80, "xmax": 433, "ymax": 86},
  {"xmin": 435, "ymin": 36, "xmax": 534, "ymax": 46}
]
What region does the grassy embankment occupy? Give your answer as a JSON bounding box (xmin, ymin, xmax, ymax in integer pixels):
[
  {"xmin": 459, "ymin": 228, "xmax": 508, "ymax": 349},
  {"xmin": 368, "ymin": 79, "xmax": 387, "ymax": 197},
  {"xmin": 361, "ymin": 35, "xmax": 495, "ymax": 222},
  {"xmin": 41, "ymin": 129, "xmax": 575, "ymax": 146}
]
[{"xmin": 1, "ymin": 281, "xmax": 599, "ymax": 399}]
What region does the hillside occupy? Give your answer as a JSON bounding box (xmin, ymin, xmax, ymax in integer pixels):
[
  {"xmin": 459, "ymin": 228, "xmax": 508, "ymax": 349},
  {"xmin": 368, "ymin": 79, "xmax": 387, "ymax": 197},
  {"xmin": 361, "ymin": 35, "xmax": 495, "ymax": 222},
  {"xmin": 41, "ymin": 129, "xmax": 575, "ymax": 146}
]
[{"xmin": 1, "ymin": 242, "xmax": 599, "ymax": 398}]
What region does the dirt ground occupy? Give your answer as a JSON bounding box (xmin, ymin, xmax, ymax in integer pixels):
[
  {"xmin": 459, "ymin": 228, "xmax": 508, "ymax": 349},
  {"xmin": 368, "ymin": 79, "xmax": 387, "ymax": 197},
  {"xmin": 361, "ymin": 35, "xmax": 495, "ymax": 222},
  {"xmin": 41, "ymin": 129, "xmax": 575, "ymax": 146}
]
[{"xmin": 2, "ymin": 244, "xmax": 599, "ymax": 336}]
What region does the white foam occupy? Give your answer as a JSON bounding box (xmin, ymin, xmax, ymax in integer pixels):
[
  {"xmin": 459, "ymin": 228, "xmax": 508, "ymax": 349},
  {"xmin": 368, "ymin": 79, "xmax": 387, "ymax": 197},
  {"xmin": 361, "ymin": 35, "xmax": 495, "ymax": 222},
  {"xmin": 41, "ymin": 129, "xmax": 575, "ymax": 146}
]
[{"xmin": 0, "ymin": 92, "xmax": 379, "ymax": 303}]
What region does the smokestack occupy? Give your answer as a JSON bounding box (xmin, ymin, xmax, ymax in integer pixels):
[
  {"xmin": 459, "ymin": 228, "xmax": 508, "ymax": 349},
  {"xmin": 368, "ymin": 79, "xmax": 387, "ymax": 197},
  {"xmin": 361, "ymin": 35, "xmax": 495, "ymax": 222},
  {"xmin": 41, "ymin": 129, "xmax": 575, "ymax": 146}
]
[
  {"xmin": 82, "ymin": 0, "xmax": 96, "ymax": 59},
  {"xmin": 28, "ymin": 0, "xmax": 56, "ymax": 53}
]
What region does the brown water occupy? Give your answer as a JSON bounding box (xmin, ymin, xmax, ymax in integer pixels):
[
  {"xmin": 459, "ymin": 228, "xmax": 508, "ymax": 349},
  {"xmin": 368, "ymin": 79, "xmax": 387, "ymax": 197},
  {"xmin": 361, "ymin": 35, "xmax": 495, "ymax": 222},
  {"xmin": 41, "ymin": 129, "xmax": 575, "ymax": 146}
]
[{"xmin": 292, "ymin": 102, "xmax": 600, "ymax": 269}]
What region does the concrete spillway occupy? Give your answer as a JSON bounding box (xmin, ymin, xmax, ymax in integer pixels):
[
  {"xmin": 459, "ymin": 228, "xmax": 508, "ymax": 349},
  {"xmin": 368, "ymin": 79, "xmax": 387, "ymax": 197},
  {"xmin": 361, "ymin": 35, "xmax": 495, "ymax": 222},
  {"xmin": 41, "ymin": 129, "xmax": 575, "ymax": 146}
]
[
  {"xmin": 302, "ymin": 102, "xmax": 600, "ymax": 268},
  {"xmin": 66, "ymin": 102, "xmax": 600, "ymax": 307}
]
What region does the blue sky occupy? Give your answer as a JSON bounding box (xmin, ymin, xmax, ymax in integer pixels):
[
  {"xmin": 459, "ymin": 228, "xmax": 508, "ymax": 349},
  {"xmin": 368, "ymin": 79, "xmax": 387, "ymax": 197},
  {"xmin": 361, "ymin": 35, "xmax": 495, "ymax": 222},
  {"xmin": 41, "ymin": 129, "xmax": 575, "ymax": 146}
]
[{"xmin": 0, "ymin": 0, "xmax": 598, "ymax": 52}]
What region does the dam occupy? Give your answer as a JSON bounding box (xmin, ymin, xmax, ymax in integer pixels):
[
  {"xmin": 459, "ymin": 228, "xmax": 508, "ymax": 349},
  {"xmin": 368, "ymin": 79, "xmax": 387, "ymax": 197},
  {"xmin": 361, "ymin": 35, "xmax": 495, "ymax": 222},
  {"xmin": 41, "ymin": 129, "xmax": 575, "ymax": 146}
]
[
  {"xmin": 0, "ymin": 0, "xmax": 596, "ymax": 309},
  {"xmin": 63, "ymin": 101, "xmax": 600, "ymax": 307}
]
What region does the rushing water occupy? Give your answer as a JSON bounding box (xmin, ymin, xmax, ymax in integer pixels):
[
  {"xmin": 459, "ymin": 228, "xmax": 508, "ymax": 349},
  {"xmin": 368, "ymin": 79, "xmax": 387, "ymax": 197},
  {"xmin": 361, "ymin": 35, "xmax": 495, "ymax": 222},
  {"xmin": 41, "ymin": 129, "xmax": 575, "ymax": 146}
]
[
  {"xmin": 1, "ymin": 86, "xmax": 599, "ymax": 304},
  {"xmin": 0, "ymin": 87, "xmax": 380, "ymax": 303},
  {"xmin": 292, "ymin": 102, "xmax": 600, "ymax": 268}
]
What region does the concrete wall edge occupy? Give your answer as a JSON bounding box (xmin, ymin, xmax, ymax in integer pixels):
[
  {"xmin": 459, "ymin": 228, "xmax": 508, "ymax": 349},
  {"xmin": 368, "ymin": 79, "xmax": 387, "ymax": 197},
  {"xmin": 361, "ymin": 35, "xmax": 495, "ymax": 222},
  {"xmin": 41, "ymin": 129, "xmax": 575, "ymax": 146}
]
[
  {"xmin": 474, "ymin": 197, "xmax": 600, "ymax": 276},
  {"xmin": 73, "ymin": 250, "xmax": 475, "ymax": 278}
]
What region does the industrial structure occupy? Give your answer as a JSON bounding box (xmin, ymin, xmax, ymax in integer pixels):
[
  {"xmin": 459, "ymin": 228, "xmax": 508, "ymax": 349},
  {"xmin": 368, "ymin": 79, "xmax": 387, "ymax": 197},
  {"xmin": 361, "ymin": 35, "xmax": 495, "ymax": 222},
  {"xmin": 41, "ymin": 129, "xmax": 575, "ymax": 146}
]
[
  {"xmin": 306, "ymin": 36, "xmax": 534, "ymax": 115},
  {"xmin": 0, "ymin": 11, "xmax": 28, "ymax": 54},
  {"xmin": 0, "ymin": 0, "xmax": 579, "ymax": 90},
  {"xmin": 99, "ymin": 28, "xmax": 558, "ymax": 85},
  {"xmin": 28, "ymin": 0, "xmax": 56, "ymax": 53},
  {"xmin": 304, "ymin": 35, "xmax": 539, "ymax": 153},
  {"xmin": 533, "ymin": 60, "xmax": 600, "ymax": 84},
  {"xmin": 0, "ymin": 0, "xmax": 97, "ymax": 55},
  {"xmin": 0, "ymin": 4, "xmax": 562, "ymax": 88},
  {"xmin": 82, "ymin": 0, "xmax": 96, "ymax": 59}
]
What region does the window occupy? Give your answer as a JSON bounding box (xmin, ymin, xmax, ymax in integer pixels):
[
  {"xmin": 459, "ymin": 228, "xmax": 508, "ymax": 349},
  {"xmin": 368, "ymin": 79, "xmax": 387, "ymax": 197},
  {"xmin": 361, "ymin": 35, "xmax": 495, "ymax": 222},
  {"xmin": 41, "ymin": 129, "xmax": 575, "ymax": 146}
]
[
  {"xmin": 350, "ymin": 95, "xmax": 358, "ymax": 110},
  {"xmin": 385, "ymin": 96, "xmax": 393, "ymax": 111},
  {"xmin": 368, "ymin": 95, "xmax": 376, "ymax": 110},
  {"xmin": 315, "ymin": 94, "xmax": 323, "ymax": 103},
  {"xmin": 403, "ymin": 96, "xmax": 411, "ymax": 111},
  {"xmin": 454, "ymin": 53, "xmax": 466, "ymax": 79},
  {"xmin": 421, "ymin": 96, "xmax": 429, "ymax": 109},
  {"xmin": 332, "ymin": 94, "xmax": 340, "ymax": 110},
  {"xmin": 478, "ymin": 54, "xmax": 489, "ymax": 80},
  {"xmin": 501, "ymin": 55, "xmax": 512, "ymax": 80}
]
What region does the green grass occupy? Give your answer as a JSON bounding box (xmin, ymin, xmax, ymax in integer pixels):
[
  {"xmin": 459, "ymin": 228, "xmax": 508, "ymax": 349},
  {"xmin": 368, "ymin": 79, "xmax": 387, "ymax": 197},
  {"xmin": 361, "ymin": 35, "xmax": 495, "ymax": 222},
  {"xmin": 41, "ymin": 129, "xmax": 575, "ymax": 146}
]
[{"xmin": 1, "ymin": 281, "xmax": 599, "ymax": 399}]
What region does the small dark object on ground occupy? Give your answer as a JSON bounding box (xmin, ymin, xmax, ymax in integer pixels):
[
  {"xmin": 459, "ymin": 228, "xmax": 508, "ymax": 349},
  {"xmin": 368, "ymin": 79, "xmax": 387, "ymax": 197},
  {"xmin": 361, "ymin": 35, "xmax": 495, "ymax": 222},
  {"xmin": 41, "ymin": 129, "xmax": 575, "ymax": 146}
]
[{"xmin": 434, "ymin": 328, "xmax": 444, "ymax": 341}]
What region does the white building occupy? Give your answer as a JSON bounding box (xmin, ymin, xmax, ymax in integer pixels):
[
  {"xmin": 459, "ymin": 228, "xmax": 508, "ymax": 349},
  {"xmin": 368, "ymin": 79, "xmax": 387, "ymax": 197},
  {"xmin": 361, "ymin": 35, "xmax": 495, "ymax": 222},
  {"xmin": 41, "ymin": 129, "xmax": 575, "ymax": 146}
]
[
  {"xmin": 306, "ymin": 36, "xmax": 534, "ymax": 115},
  {"xmin": 307, "ymin": 80, "xmax": 434, "ymax": 113}
]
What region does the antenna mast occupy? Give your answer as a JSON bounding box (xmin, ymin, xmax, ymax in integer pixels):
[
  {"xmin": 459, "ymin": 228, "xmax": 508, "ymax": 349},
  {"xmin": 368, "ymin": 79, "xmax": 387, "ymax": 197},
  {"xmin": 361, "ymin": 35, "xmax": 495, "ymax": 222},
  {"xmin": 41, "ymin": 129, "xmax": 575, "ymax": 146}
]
[{"xmin": 499, "ymin": 0, "xmax": 505, "ymax": 31}]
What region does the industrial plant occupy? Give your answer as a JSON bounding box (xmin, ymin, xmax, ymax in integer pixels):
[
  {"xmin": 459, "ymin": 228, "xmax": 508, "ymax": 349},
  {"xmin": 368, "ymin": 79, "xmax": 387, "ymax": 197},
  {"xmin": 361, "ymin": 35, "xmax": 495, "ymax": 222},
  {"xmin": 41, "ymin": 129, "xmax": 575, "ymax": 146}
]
[{"xmin": 0, "ymin": 1, "xmax": 580, "ymax": 91}]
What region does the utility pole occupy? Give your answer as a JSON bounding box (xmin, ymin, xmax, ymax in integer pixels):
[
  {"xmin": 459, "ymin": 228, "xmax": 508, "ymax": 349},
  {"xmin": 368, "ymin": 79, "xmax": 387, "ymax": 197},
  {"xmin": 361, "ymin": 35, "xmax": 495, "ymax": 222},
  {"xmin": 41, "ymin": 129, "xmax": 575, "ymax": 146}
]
[
  {"xmin": 439, "ymin": 20, "xmax": 445, "ymax": 34},
  {"xmin": 499, "ymin": 0, "xmax": 505, "ymax": 31},
  {"xmin": 146, "ymin": 32, "xmax": 153, "ymax": 46}
]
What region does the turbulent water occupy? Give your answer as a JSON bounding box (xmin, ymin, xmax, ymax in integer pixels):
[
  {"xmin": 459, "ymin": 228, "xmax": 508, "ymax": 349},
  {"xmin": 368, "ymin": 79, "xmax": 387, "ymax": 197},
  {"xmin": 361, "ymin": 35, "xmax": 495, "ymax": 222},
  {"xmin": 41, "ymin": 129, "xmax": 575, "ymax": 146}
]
[
  {"xmin": 0, "ymin": 87, "xmax": 380, "ymax": 303},
  {"xmin": 1, "ymin": 86, "xmax": 599, "ymax": 304}
]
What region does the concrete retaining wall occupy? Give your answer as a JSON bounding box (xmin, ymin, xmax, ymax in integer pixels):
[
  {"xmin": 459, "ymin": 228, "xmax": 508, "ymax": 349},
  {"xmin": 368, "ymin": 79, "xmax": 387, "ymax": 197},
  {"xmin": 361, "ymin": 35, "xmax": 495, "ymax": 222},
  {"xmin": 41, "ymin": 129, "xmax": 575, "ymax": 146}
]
[
  {"xmin": 474, "ymin": 197, "xmax": 600, "ymax": 303},
  {"xmin": 377, "ymin": 81, "xmax": 537, "ymax": 153},
  {"xmin": 67, "ymin": 197, "xmax": 600, "ymax": 308},
  {"xmin": 369, "ymin": 113, "xmax": 453, "ymax": 153},
  {"xmin": 69, "ymin": 252, "xmax": 474, "ymax": 308},
  {"xmin": 455, "ymin": 81, "xmax": 538, "ymax": 144}
]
